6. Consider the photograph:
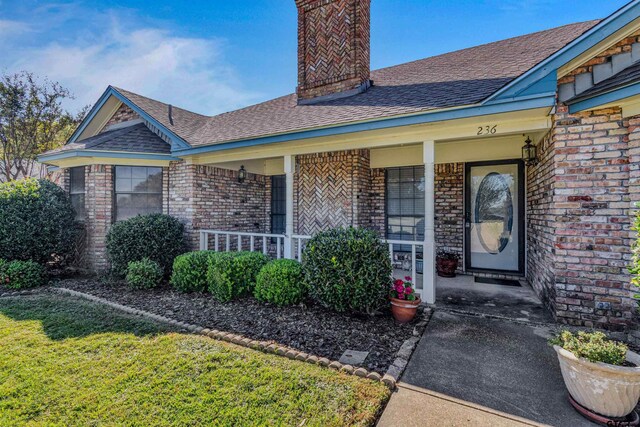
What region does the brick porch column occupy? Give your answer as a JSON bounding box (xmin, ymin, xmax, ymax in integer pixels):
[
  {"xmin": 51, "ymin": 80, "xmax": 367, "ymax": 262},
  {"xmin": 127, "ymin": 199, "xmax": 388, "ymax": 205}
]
[{"xmin": 284, "ymin": 154, "xmax": 295, "ymax": 259}]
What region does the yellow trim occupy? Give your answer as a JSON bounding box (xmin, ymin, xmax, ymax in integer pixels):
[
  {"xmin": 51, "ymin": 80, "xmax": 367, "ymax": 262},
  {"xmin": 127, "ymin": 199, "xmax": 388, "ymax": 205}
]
[{"xmin": 48, "ymin": 157, "xmax": 172, "ymax": 169}]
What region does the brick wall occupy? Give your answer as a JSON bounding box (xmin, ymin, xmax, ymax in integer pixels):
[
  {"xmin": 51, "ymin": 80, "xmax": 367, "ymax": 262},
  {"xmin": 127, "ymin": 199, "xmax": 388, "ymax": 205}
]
[
  {"xmin": 434, "ymin": 163, "xmax": 464, "ymax": 268},
  {"xmin": 84, "ymin": 165, "xmax": 113, "ymax": 271},
  {"xmin": 101, "ymin": 104, "xmax": 139, "ymax": 131},
  {"xmin": 167, "ymin": 161, "xmax": 268, "ymax": 249},
  {"xmin": 526, "ymin": 132, "xmax": 557, "ymax": 310},
  {"xmin": 295, "ymin": 149, "xmax": 371, "ymax": 235},
  {"xmin": 527, "ymin": 32, "xmax": 640, "ymax": 331}
]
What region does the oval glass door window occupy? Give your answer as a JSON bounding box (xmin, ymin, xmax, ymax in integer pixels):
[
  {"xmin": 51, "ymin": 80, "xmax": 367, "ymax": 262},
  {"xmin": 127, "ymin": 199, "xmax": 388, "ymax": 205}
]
[{"xmin": 473, "ymin": 172, "xmax": 513, "ymax": 254}]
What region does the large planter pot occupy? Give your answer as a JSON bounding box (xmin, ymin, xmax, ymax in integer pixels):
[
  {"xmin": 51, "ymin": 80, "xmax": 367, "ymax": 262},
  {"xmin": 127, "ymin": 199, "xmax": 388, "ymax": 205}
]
[
  {"xmin": 436, "ymin": 257, "xmax": 458, "ymax": 278},
  {"xmin": 554, "ymin": 345, "xmax": 640, "ymax": 418},
  {"xmin": 390, "ymin": 297, "xmax": 421, "ymax": 323}
]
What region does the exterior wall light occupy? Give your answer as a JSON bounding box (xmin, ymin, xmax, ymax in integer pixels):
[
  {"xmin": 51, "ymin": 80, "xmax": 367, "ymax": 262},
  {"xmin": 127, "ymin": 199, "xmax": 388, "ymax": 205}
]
[
  {"xmin": 522, "ymin": 136, "xmax": 538, "ymax": 166},
  {"xmin": 238, "ymin": 165, "xmax": 247, "ymax": 183}
]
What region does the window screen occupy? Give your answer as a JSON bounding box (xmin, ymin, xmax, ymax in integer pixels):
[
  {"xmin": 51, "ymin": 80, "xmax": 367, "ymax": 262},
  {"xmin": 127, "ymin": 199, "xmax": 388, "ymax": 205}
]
[
  {"xmin": 114, "ymin": 166, "xmax": 163, "ymax": 221},
  {"xmin": 69, "ymin": 167, "xmax": 86, "ymax": 221},
  {"xmin": 386, "ymin": 166, "xmax": 425, "ymax": 248},
  {"xmin": 270, "ymin": 175, "xmax": 286, "ymax": 234}
]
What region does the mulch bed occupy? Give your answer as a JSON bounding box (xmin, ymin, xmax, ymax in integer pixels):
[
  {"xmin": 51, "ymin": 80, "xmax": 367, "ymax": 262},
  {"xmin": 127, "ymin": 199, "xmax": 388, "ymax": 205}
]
[{"xmin": 51, "ymin": 278, "xmax": 422, "ymax": 373}]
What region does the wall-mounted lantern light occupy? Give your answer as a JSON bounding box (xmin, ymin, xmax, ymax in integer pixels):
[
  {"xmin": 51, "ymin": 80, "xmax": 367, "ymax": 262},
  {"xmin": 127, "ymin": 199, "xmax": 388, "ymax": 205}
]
[
  {"xmin": 238, "ymin": 165, "xmax": 247, "ymax": 183},
  {"xmin": 522, "ymin": 136, "xmax": 538, "ymax": 166}
]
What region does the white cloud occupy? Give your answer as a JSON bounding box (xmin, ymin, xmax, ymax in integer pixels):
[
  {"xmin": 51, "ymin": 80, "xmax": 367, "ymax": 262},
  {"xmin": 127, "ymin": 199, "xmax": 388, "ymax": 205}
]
[
  {"xmin": 0, "ymin": 19, "xmax": 31, "ymax": 37},
  {"xmin": 5, "ymin": 8, "xmax": 259, "ymax": 115}
]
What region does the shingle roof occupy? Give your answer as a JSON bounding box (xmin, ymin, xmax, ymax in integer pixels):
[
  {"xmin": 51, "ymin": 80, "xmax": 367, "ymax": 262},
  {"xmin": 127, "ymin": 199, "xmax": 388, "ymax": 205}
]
[
  {"xmin": 567, "ymin": 60, "xmax": 640, "ymax": 104},
  {"xmin": 49, "ymin": 123, "xmax": 171, "ymax": 155},
  {"xmin": 107, "ymin": 20, "xmax": 599, "ymax": 149}
]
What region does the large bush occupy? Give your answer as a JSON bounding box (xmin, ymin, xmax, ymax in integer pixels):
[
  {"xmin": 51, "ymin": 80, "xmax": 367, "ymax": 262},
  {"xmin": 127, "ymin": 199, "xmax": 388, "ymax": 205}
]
[
  {"xmin": 1, "ymin": 260, "xmax": 46, "ymax": 289},
  {"xmin": 206, "ymin": 251, "xmax": 269, "ymax": 302},
  {"xmin": 126, "ymin": 258, "xmax": 163, "ymax": 290},
  {"xmin": 302, "ymin": 227, "xmax": 391, "ymax": 315},
  {"xmin": 254, "ymin": 259, "xmax": 306, "ymax": 306},
  {"xmin": 0, "ymin": 178, "xmax": 76, "ymax": 264},
  {"xmin": 170, "ymin": 251, "xmax": 215, "ymax": 292},
  {"xmin": 106, "ymin": 214, "xmax": 186, "ymax": 276}
]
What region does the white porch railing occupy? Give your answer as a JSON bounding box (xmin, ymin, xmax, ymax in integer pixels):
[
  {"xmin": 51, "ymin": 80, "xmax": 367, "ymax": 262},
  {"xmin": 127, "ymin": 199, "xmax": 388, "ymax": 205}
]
[{"xmin": 198, "ymin": 230, "xmax": 426, "ymax": 299}]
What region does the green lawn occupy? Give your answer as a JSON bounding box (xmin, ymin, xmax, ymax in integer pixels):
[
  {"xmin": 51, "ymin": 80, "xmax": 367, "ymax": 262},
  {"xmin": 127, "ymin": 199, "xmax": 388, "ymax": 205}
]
[{"xmin": 0, "ymin": 294, "xmax": 389, "ymax": 426}]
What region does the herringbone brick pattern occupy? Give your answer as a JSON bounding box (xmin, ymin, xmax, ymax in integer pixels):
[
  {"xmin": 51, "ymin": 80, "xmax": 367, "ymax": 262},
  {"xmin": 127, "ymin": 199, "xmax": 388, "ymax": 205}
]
[{"xmin": 295, "ymin": 0, "xmax": 370, "ymax": 100}]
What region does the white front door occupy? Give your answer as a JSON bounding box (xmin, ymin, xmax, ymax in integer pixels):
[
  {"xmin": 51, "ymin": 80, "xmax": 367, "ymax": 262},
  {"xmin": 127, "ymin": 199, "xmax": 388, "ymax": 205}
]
[{"xmin": 465, "ymin": 160, "xmax": 524, "ymax": 274}]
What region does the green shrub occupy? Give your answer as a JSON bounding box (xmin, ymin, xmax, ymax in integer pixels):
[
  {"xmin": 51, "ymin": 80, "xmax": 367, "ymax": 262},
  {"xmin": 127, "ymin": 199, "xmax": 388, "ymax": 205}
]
[
  {"xmin": 302, "ymin": 227, "xmax": 392, "ymax": 315},
  {"xmin": 106, "ymin": 214, "xmax": 186, "ymax": 276},
  {"xmin": 206, "ymin": 251, "xmax": 269, "ymax": 302},
  {"xmin": 550, "ymin": 330, "xmax": 628, "ymax": 366},
  {"xmin": 254, "ymin": 259, "xmax": 306, "ymax": 306},
  {"xmin": 126, "ymin": 258, "xmax": 163, "ymax": 290},
  {"xmin": 0, "ymin": 178, "xmax": 76, "ymax": 264},
  {"xmin": 1, "ymin": 260, "xmax": 46, "ymax": 289},
  {"xmin": 170, "ymin": 251, "xmax": 215, "ymax": 292}
]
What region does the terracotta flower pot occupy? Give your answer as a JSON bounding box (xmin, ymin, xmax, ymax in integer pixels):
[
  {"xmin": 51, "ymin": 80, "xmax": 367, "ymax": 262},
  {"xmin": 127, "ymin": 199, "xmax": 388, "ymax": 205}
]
[
  {"xmin": 436, "ymin": 257, "xmax": 458, "ymax": 278},
  {"xmin": 390, "ymin": 297, "xmax": 421, "ymax": 323},
  {"xmin": 554, "ymin": 345, "xmax": 640, "ymax": 418}
]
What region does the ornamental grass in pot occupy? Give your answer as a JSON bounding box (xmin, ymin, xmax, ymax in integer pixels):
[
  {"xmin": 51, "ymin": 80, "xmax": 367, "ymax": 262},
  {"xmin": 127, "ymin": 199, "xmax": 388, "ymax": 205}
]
[
  {"xmin": 390, "ymin": 276, "xmax": 420, "ymax": 323},
  {"xmin": 550, "ymin": 330, "xmax": 640, "ymax": 419}
]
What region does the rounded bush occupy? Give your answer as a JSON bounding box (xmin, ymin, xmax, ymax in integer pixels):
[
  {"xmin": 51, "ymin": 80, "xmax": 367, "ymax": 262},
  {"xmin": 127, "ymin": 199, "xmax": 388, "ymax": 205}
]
[
  {"xmin": 106, "ymin": 214, "xmax": 186, "ymax": 276},
  {"xmin": 254, "ymin": 259, "xmax": 306, "ymax": 306},
  {"xmin": 206, "ymin": 251, "xmax": 269, "ymax": 302},
  {"xmin": 1, "ymin": 260, "xmax": 46, "ymax": 289},
  {"xmin": 302, "ymin": 227, "xmax": 392, "ymax": 315},
  {"xmin": 170, "ymin": 251, "xmax": 216, "ymax": 292},
  {"xmin": 126, "ymin": 258, "xmax": 163, "ymax": 290},
  {"xmin": 0, "ymin": 178, "xmax": 76, "ymax": 264}
]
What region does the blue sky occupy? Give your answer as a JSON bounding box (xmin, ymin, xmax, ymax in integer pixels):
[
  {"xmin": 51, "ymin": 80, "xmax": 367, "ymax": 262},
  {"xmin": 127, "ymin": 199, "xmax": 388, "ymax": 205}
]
[{"xmin": 0, "ymin": 0, "xmax": 630, "ymax": 115}]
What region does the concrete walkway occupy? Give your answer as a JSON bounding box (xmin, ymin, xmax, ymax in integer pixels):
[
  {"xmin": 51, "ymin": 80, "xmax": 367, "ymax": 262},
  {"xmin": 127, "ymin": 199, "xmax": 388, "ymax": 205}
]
[{"xmin": 379, "ymin": 311, "xmax": 597, "ymax": 427}]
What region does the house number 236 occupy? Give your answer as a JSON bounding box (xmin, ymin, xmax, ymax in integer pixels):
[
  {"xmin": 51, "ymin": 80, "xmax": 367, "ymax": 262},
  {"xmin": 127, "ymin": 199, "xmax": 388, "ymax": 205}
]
[{"xmin": 477, "ymin": 125, "xmax": 498, "ymax": 135}]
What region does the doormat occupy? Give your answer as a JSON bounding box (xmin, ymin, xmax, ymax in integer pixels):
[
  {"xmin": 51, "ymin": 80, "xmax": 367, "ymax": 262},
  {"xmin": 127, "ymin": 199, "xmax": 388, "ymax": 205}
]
[{"xmin": 474, "ymin": 277, "xmax": 522, "ymax": 287}]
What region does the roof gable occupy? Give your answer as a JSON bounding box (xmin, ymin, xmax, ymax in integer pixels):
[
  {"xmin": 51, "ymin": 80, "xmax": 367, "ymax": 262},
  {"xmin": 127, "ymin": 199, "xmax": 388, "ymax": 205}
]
[
  {"xmin": 67, "ymin": 86, "xmax": 200, "ymax": 150},
  {"xmin": 485, "ymin": 0, "xmax": 640, "ymax": 103}
]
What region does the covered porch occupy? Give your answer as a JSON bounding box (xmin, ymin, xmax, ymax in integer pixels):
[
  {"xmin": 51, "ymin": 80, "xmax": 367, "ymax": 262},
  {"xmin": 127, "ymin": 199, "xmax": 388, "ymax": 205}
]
[{"xmin": 185, "ymin": 108, "xmax": 552, "ymax": 305}]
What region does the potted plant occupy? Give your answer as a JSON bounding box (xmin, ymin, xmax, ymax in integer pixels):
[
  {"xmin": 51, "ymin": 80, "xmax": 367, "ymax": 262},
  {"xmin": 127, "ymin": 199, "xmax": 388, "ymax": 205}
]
[
  {"xmin": 436, "ymin": 250, "xmax": 459, "ymax": 278},
  {"xmin": 389, "ymin": 276, "xmax": 421, "ymax": 323},
  {"xmin": 551, "ymin": 330, "xmax": 640, "ymax": 420}
]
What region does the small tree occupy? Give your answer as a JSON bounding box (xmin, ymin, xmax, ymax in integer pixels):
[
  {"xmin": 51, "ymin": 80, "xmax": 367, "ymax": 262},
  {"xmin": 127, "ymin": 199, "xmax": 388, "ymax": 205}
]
[{"xmin": 0, "ymin": 71, "xmax": 85, "ymax": 182}]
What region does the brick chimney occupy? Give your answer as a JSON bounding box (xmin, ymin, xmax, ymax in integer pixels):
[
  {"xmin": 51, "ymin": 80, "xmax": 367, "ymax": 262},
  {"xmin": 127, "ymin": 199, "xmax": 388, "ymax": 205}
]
[{"xmin": 295, "ymin": 0, "xmax": 371, "ymax": 104}]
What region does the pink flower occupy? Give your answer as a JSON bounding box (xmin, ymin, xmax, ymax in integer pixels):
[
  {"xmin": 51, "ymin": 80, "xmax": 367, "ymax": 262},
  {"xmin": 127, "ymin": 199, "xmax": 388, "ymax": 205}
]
[
  {"xmin": 394, "ymin": 279, "xmax": 403, "ymax": 286},
  {"xmin": 405, "ymin": 276, "xmax": 412, "ymax": 281},
  {"xmin": 395, "ymin": 284, "xmax": 405, "ymax": 293},
  {"xmin": 398, "ymin": 293, "xmax": 405, "ymax": 300},
  {"xmin": 405, "ymin": 287, "xmax": 413, "ymax": 294}
]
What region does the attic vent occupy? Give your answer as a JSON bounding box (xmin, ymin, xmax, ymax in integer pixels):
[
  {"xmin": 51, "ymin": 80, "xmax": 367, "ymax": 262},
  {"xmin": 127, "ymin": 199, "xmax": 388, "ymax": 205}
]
[{"xmin": 168, "ymin": 104, "xmax": 174, "ymax": 126}]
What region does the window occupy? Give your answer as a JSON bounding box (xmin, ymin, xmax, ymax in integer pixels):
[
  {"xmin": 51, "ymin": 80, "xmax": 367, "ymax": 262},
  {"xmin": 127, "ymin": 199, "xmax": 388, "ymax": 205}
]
[
  {"xmin": 386, "ymin": 166, "xmax": 425, "ymax": 248},
  {"xmin": 114, "ymin": 166, "xmax": 163, "ymax": 221},
  {"xmin": 270, "ymin": 175, "xmax": 286, "ymax": 234},
  {"xmin": 69, "ymin": 167, "xmax": 86, "ymax": 221}
]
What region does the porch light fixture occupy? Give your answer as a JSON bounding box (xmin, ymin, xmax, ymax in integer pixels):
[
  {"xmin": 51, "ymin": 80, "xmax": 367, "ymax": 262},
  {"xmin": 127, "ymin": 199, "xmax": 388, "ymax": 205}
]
[
  {"xmin": 238, "ymin": 165, "xmax": 247, "ymax": 183},
  {"xmin": 522, "ymin": 136, "xmax": 538, "ymax": 166}
]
